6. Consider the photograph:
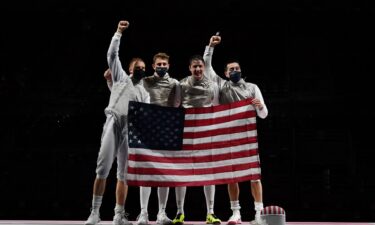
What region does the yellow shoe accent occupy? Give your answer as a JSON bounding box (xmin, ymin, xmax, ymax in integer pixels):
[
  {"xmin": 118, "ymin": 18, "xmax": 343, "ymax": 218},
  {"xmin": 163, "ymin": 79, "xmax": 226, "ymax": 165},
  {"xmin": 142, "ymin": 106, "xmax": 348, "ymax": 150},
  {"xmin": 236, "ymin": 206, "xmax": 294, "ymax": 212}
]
[
  {"xmin": 206, "ymin": 214, "xmax": 221, "ymax": 224},
  {"xmin": 172, "ymin": 213, "xmax": 185, "ymax": 225}
]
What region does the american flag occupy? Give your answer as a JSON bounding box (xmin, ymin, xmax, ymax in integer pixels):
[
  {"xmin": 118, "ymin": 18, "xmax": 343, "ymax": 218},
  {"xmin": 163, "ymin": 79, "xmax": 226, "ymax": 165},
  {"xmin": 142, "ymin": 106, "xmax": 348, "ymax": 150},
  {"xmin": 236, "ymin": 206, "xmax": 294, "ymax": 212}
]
[{"xmin": 126, "ymin": 98, "xmax": 261, "ymax": 187}]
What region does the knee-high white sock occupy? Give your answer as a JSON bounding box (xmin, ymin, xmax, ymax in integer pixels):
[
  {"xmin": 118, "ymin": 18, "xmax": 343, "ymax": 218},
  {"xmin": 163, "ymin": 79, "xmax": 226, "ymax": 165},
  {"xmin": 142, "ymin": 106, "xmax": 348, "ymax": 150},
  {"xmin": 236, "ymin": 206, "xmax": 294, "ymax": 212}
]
[
  {"xmin": 204, "ymin": 185, "xmax": 215, "ymax": 214},
  {"xmin": 140, "ymin": 186, "xmax": 151, "ymax": 213},
  {"xmin": 92, "ymin": 195, "xmax": 103, "ymax": 214},
  {"xmin": 254, "ymin": 202, "xmax": 264, "ymax": 220},
  {"xmin": 175, "ymin": 186, "xmax": 186, "ymax": 214},
  {"xmin": 158, "ymin": 187, "xmax": 169, "ymax": 214},
  {"xmin": 230, "ymin": 200, "xmax": 241, "ymax": 215}
]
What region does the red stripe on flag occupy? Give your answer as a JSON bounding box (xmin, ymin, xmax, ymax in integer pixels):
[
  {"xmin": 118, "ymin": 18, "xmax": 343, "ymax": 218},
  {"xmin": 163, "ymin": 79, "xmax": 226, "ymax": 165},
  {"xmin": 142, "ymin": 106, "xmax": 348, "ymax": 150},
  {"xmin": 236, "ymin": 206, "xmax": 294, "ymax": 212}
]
[
  {"xmin": 127, "ymin": 161, "xmax": 260, "ymax": 176},
  {"xmin": 183, "ymin": 136, "xmax": 258, "ymax": 150},
  {"xmin": 184, "ymin": 111, "xmax": 256, "ymax": 127},
  {"xmin": 184, "ymin": 98, "xmax": 254, "ymax": 114},
  {"xmin": 127, "ymin": 173, "xmax": 261, "ymax": 187},
  {"xmin": 128, "ymin": 149, "xmax": 259, "ymax": 164},
  {"xmin": 183, "ymin": 124, "xmax": 256, "ymax": 139}
]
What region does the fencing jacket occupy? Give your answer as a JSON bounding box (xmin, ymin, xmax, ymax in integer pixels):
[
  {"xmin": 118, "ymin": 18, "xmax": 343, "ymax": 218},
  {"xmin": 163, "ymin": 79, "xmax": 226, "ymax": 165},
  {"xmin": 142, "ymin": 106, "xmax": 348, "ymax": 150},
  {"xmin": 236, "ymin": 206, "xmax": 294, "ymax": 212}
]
[
  {"xmin": 203, "ymin": 46, "xmax": 268, "ymax": 118},
  {"xmin": 106, "ymin": 32, "xmax": 148, "ymax": 120}
]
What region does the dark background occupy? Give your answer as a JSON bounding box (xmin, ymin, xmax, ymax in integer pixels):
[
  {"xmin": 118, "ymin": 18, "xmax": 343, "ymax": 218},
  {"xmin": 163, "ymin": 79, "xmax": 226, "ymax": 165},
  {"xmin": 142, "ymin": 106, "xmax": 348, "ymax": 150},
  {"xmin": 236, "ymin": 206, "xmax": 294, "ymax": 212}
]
[{"xmin": 1, "ymin": 0, "xmax": 374, "ymax": 222}]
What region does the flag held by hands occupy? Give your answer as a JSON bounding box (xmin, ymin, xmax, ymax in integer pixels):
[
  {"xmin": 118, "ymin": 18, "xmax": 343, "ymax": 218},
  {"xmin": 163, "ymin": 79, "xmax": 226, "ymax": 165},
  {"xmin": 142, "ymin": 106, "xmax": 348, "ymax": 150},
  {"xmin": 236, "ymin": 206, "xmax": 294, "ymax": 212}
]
[{"xmin": 126, "ymin": 98, "xmax": 261, "ymax": 187}]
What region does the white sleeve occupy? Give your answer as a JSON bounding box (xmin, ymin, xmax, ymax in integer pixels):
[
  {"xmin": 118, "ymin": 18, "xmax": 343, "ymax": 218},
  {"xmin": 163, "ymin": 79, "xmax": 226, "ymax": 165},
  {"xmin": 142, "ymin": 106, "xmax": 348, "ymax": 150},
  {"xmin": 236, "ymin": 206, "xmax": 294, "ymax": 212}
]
[
  {"xmin": 107, "ymin": 32, "xmax": 129, "ymax": 82},
  {"xmin": 107, "ymin": 80, "xmax": 113, "ymax": 91},
  {"xmin": 203, "ymin": 46, "xmax": 224, "ymax": 88},
  {"xmin": 173, "ymin": 80, "xmax": 181, "ymax": 108},
  {"xmin": 145, "ymin": 93, "xmax": 150, "ymax": 104},
  {"xmin": 254, "ymin": 85, "xmax": 268, "ymax": 119}
]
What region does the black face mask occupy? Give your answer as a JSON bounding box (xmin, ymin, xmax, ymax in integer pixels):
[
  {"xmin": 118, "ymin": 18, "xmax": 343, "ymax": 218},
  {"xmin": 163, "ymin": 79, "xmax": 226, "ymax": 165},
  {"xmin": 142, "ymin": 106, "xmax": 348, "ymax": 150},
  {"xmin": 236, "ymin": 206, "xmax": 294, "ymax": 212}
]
[
  {"xmin": 133, "ymin": 68, "xmax": 146, "ymax": 80},
  {"xmin": 155, "ymin": 67, "xmax": 168, "ymax": 77},
  {"xmin": 229, "ymin": 71, "xmax": 242, "ymax": 83}
]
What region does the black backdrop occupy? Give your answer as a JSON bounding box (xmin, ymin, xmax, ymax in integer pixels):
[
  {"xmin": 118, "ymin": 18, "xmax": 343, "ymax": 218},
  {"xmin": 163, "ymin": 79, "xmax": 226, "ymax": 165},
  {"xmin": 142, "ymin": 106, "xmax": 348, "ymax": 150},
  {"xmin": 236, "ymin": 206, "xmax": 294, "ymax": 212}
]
[{"xmin": 1, "ymin": 0, "xmax": 375, "ymax": 222}]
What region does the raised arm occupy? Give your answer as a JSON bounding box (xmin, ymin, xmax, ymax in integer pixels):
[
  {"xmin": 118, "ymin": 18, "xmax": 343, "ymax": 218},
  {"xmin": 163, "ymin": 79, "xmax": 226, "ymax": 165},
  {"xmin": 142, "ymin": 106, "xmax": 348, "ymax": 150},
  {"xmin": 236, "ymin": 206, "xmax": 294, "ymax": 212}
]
[
  {"xmin": 203, "ymin": 33, "xmax": 223, "ymax": 85},
  {"xmin": 107, "ymin": 20, "xmax": 130, "ymax": 83},
  {"xmin": 204, "ymin": 33, "xmax": 221, "ymax": 66}
]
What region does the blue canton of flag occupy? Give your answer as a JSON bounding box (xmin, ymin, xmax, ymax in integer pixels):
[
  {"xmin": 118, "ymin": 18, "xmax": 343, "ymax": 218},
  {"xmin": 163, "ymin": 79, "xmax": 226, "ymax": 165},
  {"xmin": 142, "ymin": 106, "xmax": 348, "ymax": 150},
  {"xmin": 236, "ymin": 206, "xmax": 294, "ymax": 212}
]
[{"xmin": 128, "ymin": 101, "xmax": 185, "ymax": 150}]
